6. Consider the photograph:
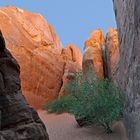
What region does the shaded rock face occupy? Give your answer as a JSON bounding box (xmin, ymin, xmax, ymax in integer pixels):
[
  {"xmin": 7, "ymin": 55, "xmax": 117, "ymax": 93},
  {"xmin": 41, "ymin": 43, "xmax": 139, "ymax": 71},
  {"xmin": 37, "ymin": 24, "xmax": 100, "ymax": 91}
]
[
  {"xmin": 0, "ymin": 6, "xmax": 82, "ymax": 108},
  {"xmin": 113, "ymin": 0, "xmax": 140, "ymax": 139},
  {"xmin": 83, "ymin": 29, "xmax": 105, "ymax": 83},
  {"xmin": 0, "ymin": 32, "xmax": 49, "ymax": 140},
  {"xmin": 105, "ymin": 27, "xmax": 119, "ymax": 80}
]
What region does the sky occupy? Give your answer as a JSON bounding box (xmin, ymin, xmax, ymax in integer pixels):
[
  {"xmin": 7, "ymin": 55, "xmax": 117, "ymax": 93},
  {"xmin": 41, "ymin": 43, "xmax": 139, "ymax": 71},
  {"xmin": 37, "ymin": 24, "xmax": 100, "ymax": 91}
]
[{"xmin": 0, "ymin": 0, "xmax": 116, "ymax": 52}]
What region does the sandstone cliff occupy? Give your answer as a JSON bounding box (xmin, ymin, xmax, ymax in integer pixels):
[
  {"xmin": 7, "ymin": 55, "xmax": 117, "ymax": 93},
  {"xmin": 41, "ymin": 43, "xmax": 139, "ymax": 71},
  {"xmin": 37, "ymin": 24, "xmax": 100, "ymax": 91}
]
[
  {"xmin": 83, "ymin": 28, "xmax": 119, "ymax": 83},
  {"xmin": 113, "ymin": 0, "xmax": 140, "ymax": 139},
  {"xmin": 0, "ymin": 5, "xmax": 82, "ymax": 108}
]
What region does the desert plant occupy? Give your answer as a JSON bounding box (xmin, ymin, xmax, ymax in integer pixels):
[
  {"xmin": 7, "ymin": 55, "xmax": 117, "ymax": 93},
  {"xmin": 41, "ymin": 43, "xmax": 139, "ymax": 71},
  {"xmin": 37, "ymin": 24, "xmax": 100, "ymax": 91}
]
[
  {"xmin": 45, "ymin": 72, "xmax": 124, "ymax": 134},
  {"xmin": 44, "ymin": 95, "xmax": 76, "ymax": 114},
  {"xmin": 85, "ymin": 79, "xmax": 124, "ymax": 133}
]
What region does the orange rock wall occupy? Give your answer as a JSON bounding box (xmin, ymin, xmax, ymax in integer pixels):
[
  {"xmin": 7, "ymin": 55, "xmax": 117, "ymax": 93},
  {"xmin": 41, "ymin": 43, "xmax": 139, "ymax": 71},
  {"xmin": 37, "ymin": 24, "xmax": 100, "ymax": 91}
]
[{"xmin": 0, "ymin": 6, "xmax": 82, "ymax": 109}]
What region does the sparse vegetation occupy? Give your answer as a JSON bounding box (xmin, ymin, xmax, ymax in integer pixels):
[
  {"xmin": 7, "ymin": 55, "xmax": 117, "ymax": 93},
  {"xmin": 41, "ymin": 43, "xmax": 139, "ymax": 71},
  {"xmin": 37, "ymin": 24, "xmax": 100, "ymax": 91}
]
[{"xmin": 44, "ymin": 72, "xmax": 124, "ymax": 134}]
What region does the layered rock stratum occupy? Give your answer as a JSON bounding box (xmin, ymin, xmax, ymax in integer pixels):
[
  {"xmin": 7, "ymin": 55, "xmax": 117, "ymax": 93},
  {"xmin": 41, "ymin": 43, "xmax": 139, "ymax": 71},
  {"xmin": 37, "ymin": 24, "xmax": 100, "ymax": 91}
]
[
  {"xmin": 0, "ymin": 5, "xmax": 82, "ymax": 109},
  {"xmin": 0, "ymin": 31, "xmax": 49, "ymax": 140}
]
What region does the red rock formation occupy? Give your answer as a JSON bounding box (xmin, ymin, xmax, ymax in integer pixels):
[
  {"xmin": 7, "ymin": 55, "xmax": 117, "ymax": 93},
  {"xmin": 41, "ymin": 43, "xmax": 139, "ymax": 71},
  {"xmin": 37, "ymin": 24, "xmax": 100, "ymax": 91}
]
[
  {"xmin": 59, "ymin": 43, "xmax": 82, "ymax": 96},
  {"xmin": 84, "ymin": 29, "xmax": 105, "ymax": 49},
  {"xmin": 105, "ymin": 27, "xmax": 119, "ymax": 80},
  {"xmin": 61, "ymin": 43, "xmax": 82, "ymax": 66},
  {"xmin": 0, "ymin": 6, "xmax": 82, "ymax": 109},
  {"xmin": 83, "ymin": 29, "xmax": 104, "ymax": 83}
]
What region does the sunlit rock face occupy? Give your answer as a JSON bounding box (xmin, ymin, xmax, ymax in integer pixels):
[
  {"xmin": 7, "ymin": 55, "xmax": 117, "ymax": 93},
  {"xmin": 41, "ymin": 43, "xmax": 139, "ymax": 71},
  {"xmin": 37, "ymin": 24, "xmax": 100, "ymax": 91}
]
[
  {"xmin": 0, "ymin": 5, "xmax": 82, "ymax": 108},
  {"xmin": 61, "ymin": 43, "xmax": 82, "ymax": 65},
  {"xmin": 105, "ymin": 27, "xmax": 119, "ymax": 80},
  {"xmin": 0, "ymin": 31, "xmax": 49, "ymax": 140},
  {"xmin": 113, "ymin": 0, "xmax": 140, "ymax": 139},
  {"xmin": 83, "ymin": 28, "xmax": 120, "ymax": 83},
  {"xmin": 59, "ymin": 43, "xmax": 82, "ymax": 96},
  {"xmin": 83, "ymin": 29, "xmax": 105, "ymax": 83}
]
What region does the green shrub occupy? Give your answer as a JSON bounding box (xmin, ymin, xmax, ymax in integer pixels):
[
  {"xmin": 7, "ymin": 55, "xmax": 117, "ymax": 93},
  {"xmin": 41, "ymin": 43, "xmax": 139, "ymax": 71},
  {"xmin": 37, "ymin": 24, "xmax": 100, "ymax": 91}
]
[
  {"xmin": 45, "ymin": 72, "xmax": 124, "ymax": 134},
  {"xmin": 85, "ymin": 79, "xmax": 124, "ymax": 133},
  {"xmin": 44, "ymin": 95, "xmax": 77, "ymax": 114}
]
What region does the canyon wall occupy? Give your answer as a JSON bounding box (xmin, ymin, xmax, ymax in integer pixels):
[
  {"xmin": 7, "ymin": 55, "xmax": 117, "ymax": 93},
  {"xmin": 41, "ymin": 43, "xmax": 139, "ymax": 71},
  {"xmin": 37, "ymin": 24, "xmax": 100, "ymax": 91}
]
[
  {"xmin": 113, "ymin": 0, "xmax": 140, "ymax": 139},
  {"xmin": 0, "ymin": 31, "xmax": 49, "ymax": 140},
  {"xmin": 0, "ymin": 5, "xmax": 82, "ymax": 109}
]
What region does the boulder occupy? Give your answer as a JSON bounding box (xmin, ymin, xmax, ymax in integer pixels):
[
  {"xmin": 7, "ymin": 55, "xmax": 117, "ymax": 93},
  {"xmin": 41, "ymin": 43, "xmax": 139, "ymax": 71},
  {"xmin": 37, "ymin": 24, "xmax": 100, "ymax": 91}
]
[{"xmin": 0, "ymin": 31, "xmax": 49, "ymax": 140}]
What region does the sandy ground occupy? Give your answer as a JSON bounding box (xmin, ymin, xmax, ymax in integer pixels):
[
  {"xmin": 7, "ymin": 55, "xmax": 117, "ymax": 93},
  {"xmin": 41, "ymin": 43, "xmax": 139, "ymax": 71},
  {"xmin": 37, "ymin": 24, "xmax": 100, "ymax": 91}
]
[{"xmin": 38, "ymin": 110, "xmax": 128, "ymax": 140}]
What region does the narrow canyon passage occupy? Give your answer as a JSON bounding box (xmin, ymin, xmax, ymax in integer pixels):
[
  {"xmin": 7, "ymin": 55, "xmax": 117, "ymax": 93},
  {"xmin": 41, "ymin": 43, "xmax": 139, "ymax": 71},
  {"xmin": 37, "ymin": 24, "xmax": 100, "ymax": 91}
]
[{"xmin": 38, "ymin": 110, "xmax": 128, "ymax": 140}]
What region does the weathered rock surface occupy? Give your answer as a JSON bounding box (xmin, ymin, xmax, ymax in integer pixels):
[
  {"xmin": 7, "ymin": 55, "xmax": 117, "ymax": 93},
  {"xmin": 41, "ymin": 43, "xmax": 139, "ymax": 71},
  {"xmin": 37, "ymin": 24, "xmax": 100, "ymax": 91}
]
[
  {"xmin": 0, "ymin": 6, "xmax": 82, "ymax": 108},
  {"xmin": 83, "ymin": 29, "xmax": 104, "ymax": 83},
  {"xmin": 59, "ymin": 44, "xmax": 82, "ymax": 96},
  {"xmin": 0, "ymin": 31, "xmax": 49, "ymax": 140},
  {"xmin": 61, "ymin": 43, "xmax": 82, "ymax": 65},
  {"xmin": 83, "ymin": 28, "xmax": 120, "ymax": 83},
  {"xmin": 105, "ymin": 27, "xmax": 119, "ymax": 80},
  {"xmin": 113, "ymin": 0, "xmax": 140, "ymax": 139}
]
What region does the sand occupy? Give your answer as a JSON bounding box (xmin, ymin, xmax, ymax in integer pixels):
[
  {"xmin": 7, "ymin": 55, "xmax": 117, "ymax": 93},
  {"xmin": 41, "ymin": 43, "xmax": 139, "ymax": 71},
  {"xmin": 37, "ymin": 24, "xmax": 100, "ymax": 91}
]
[{"xmin": 38, "ymin": 110, "xmax": 128, "ymax": 140}]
